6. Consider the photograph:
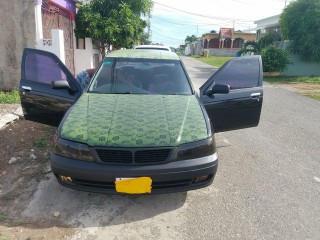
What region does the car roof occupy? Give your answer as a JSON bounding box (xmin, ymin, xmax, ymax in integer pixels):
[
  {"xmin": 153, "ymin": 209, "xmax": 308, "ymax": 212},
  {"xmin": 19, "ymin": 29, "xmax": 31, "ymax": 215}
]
[
  {"xmin": 135, "ymin": 45, "xmax": 171, "ymax": 51},
  {"xmin": 106, "ymin": 49, "xmax": 180, "ymax": 60}
]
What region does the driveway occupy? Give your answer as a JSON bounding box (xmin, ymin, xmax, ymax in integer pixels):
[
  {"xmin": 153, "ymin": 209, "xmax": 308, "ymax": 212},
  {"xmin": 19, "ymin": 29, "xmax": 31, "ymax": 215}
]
[{"xmin": 2, "ymin": 56, "xmax": 320, "ymax": 240}]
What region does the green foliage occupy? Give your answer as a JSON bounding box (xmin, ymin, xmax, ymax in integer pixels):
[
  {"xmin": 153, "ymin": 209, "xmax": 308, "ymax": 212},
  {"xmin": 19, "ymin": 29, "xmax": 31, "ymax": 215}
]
[
  {"xmin": 75, "ymin": 0, "xmax": 152, "ymax": 57},
  {"xmin": 33, "ymin": 139, "xmax": 47, "ymax": 148},
  {"xmin": 140, "ymin": 32, "xmax": 152, "ymax": 45},
  {"xmin": 259, "ymin": 30, "xmax": 281, "ymax": 48},
  {"xmin": 238, "ymin": 30, "xmax": 281, "ymax": 55},
  {"xmin": 261, "ymin": 45, "xmax": 290, "ymax": 72},
  {"xmin": 238, "ymin": 41, "xmax": 262, "ymax": 55},
  {"xmin": 0, "ymin": 212, "xmax": 8, "ymax": 221},
  {"xmin": 185, "ymin": 35, "xmax": 197, "ymax": 44},
  {"xmin": 0, "ymin": 90, "xmax": 20, "ymax": 104},
  {"xmin": 280, "ymin": 0, "xmax": 320, "ymax": 62}
]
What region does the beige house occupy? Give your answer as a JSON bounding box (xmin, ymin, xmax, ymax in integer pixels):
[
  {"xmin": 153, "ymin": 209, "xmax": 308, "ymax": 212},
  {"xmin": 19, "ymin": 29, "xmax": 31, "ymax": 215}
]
[{"xmin": 0, "ymin": 0, "xmax": 100, "ymax": 90}]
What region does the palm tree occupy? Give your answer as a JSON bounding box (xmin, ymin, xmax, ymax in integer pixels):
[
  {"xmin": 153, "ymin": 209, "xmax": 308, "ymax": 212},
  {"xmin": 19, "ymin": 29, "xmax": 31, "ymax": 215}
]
[
  {"xmin": 185, "ymin": 35, "xmax": 197, "ymax": 44},
  {"xmin": 238, "ymin": 41, "xmax": 262, "ymax": 55}
]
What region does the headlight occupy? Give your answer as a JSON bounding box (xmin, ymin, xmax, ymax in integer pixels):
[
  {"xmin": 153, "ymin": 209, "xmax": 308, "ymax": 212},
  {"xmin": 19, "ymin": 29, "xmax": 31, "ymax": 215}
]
[
  {"xmin": 54, "ymin": 134, "xmax": 94, "ymax": 162},
  {"xmin": 173, "ymin": 137, "xmax": 217, "ymax": 161}
]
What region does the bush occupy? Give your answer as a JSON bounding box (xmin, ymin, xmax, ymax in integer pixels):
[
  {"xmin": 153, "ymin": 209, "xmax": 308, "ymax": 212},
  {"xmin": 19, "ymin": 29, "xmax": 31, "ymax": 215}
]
[
  {"xmin": 261, "ymin": 45, "xmax": 290, "ymax": 72},
  {"xmin": 0, "ymin": 90, "xmax": 20, "ymax": 104}
]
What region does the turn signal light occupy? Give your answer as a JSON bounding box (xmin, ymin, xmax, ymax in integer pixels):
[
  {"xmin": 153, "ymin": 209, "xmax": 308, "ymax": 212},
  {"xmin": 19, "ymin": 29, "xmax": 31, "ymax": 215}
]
[
  {"xmin": 60, "ymin": 175, "xmax": 73, "ymax": 183},
  {"xmin": 193, "ymin": 175, "xmax": 210, "ymax": 183}
]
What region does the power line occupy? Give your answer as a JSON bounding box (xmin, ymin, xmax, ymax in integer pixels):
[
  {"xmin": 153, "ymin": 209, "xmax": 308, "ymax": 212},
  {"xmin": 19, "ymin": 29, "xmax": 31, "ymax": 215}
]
[{"xmin": 153, "ymin": 1, "xmax": 254, "ymax": 22}]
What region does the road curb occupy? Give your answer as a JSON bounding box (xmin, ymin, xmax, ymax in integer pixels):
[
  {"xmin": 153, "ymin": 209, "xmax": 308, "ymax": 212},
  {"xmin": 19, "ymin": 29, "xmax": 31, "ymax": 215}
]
[{"xmin": 0, "ymin": 106, "xmax": 23, "ymax": 130}]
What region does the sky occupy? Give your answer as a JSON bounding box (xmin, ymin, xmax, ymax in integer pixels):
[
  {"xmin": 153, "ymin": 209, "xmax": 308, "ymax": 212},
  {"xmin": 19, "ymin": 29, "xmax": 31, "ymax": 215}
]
[{"xmin": 149, "ymin": 0, "xmax": 294, "ymax": 47}]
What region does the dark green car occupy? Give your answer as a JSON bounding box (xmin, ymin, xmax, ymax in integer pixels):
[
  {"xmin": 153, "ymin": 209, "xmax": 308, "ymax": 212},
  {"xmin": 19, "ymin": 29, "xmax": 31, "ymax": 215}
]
[{"xmin": 20, "ymin": 48, "xmax": 263, "ymax": 194}]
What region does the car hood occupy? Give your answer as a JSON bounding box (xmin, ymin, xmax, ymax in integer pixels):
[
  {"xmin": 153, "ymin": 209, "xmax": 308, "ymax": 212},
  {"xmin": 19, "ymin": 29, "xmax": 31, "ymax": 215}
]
[{"xmin": 60, "ymin": 93, "xmax": 208, "ymax": 147}]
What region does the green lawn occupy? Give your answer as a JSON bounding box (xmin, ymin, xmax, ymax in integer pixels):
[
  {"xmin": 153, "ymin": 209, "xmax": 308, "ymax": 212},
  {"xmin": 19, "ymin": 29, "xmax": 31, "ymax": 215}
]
[
  {"xmin": 264, "ymin": 76, "xmax": 320, "ymax": 84},
  {"xmin": 0, "ymin": 90, "xmax": 20, "ymax": 104},
  {"xmin": 264, "ymin": 76, "xmax": 320, "ymax": 100},
  {"xmin": 191, "ymin": 55, "xmax": 234, "ymax": 68}
]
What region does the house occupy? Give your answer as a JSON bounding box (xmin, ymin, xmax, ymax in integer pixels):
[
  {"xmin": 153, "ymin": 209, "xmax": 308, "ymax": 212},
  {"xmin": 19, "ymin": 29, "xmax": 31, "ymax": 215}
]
[
  {"xmin": 254, "ymin": 15, "xmax": 281, "ymax": 41},
  {"xmin": 0, "ymin": 0, "xmax": 100, "ymax": 90},
  {"xmin": 186, "ymin": 28, "xmax": 256, "ymax": 57},
  {"xmin": 35, "ymin": 0, "xmax": 101, "ymax": 75},
  {"xmin": 254, "ymin": 15, "xmax": 320, "ymax": 76}
]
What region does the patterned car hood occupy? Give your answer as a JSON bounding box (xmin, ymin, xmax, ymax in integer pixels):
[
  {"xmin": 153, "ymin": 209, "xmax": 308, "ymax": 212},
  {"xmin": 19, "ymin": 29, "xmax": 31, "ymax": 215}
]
[{"xmin": 60, "ymin": 93, "xmax": 208, "ymax": 147}]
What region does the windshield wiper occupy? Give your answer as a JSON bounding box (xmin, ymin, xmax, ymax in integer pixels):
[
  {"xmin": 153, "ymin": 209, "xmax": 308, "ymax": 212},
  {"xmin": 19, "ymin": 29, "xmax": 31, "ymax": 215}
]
[{"xmin": 113, "ymin": 92, "xmax": 132, "ymax": 94}]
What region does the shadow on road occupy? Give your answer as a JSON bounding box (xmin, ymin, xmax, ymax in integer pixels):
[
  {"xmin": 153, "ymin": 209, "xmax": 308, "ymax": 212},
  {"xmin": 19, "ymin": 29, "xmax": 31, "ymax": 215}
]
[{"xmin": 18, "ymin": 175, "xmax": 187, "ymax": 228}]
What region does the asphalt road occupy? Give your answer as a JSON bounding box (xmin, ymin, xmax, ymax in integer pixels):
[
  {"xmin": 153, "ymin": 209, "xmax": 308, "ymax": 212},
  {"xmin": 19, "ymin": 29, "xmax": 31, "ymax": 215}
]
[{"xmin": 22, "ymin": 56, "xmax": 320, "ymax": 240}]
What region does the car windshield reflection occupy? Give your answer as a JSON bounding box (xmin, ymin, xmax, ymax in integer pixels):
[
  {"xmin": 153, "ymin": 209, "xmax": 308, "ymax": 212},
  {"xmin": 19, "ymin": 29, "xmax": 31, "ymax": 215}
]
[{"xmin": 88, "ymin": 58, "xmax": 192, "ymax": 95}]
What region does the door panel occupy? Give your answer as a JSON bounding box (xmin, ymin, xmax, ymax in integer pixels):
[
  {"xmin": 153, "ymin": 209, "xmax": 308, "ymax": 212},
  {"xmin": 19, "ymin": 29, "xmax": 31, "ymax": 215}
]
[
  {"xmin": 20, "ymin": 48, "xmax": 82, "ymax": 126},
  {"xmin": 200, "ymin": 56, "xmax": 263, "ymax": 133}
]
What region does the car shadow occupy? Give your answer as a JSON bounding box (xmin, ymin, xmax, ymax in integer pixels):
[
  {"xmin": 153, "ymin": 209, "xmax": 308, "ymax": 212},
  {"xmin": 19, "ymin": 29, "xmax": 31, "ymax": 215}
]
[{"xmin": 19, "ymin": 174, "xmax": 188, "ymax": 228}]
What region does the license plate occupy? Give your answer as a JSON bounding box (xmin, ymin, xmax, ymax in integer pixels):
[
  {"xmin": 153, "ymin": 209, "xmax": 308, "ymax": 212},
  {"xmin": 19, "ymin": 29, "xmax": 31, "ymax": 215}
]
[{"xmin": 115, "ymin": 177, "xmax": 152, "ymax": 194}]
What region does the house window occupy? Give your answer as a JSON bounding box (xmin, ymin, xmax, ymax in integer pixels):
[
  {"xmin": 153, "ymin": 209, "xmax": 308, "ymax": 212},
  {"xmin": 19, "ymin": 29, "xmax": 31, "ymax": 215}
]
[
  {"xmin": 92, "ymin": 39, "xmax": 100, "ymax": 49},
  {"xmin": 77, "ymin": 38, "xmax": 85, "ymax": 49},
  {"xmin": 93, "ymin": 54, "xmax": 100, "ymax": 68}
]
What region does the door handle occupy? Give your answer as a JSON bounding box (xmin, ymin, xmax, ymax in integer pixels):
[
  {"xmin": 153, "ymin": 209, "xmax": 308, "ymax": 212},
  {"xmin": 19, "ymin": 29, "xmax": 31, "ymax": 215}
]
[
  {"xmin": 251, "ymin": 93, "xmax": 261, "ymax": 97},
  {"xmin": 22, "ymin": 86, "xmax": 32, "ymax": 92},
  {"xmin": 251, "ymin": 92, "xmax": 261, "ymax": 101}
]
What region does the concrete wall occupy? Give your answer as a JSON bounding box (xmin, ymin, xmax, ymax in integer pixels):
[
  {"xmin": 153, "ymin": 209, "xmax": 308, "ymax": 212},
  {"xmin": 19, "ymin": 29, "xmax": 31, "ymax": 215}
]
[
  {"xmin": 74, "ymin": 38, "xmax": 101, "ymax": 74},
  {"xmin": 209, "ymin": 49, "xmax": 238, "ymax": 57},
  {"xmin": 281, "ymin": 54, "xmax": 320, "ymax": 76},
  {"xmin": 37, "ymin": 29, "xmax": 66, "ymax": 63},
  {"xmin": 0, "ymin": 0, "xmax": 36, "ymax": 90}
]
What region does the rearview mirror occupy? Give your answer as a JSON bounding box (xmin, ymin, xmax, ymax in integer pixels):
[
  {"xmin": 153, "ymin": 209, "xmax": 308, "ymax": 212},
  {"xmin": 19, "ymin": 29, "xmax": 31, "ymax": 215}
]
[
  {"xmin": 51, "ymin": 80, "xmax": 70, "ymax": 90},
  {"xmin": 205, "ymin": 84, "xmax": 230, "ymax": 96}
]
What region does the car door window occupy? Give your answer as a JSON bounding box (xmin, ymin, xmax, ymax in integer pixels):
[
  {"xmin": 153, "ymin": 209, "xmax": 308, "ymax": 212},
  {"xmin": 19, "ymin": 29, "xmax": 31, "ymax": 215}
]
[
  {"xmin": 213, "ymin": 58, "xmax": 260, "ymax": 90},
  {"xmin": 25, "ymin": 52, "xmax": 67, "ymax": 85}
]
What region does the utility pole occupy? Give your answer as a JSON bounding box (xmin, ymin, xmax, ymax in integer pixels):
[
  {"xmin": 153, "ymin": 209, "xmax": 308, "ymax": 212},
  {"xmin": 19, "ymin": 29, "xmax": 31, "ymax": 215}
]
[{"xmin": 284, "ymin": 0, "xmax": 287, "ymax": 8}]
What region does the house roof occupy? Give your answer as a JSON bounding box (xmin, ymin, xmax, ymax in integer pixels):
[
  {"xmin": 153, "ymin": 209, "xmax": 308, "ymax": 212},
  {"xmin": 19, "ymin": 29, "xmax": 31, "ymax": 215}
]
[
  {"xmin": 219, "ymin": 28, "xmax": 233, "ymax": 37},
  {"xmin": 254, "ymin": 15, "xmax": 280, "ymax": 29}
]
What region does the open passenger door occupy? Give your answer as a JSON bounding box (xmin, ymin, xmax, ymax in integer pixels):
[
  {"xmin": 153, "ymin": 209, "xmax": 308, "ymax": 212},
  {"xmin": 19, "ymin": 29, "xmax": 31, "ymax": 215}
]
[
  {"xmin": 20, "ymin": 48, "xmax": 82, "ymax": 126},
  {"xmin": 200, "ymin": 55, "xmax": 263, "ymax": 133}
]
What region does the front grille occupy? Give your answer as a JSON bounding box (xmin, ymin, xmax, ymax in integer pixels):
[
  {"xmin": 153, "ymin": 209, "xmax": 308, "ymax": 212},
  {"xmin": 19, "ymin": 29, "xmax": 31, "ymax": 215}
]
[
  {"xmin": 135, "ymin": 149, "xmax": 171, "ymax": 163},
  {"xmin": 96, "ymin": 149, "xmax": 132, "ymax": 163},
  {"xmin": 70, "ymin": 178, "xmax": 193, "ymax": 190},
  {"xmin": 96, "ymin": 148, "xmax": 172, "ymax": 164}
]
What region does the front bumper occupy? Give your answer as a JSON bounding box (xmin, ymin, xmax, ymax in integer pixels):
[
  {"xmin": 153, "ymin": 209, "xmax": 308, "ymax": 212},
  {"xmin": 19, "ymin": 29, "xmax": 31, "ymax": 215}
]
[{"xmin": 51, "ymin": 153, "xmax": 218, "ymax": 194}]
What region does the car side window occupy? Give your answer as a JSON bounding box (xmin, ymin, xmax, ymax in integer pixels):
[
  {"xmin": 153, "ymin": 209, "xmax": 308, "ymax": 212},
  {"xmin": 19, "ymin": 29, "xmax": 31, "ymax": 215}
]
[
  {"xmin": 213, "ymin": 58, "xmax": 260, "ymax": 90},
  {"xmin": 24, "ymin": 52, "xmax": 67, "ymax": 85}
]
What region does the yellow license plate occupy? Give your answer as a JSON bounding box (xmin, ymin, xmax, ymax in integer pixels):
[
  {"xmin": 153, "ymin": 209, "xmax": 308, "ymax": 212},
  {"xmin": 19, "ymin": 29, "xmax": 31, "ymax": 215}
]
[{"xmin": 115, "ymin": 177, "xmax": 152, "ymax": 194}]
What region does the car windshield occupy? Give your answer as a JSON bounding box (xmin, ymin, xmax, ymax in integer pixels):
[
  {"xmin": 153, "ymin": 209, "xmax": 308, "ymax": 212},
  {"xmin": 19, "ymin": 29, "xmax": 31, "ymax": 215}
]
[{"xmin": 88, "ymin": 58, "xmax": 192, "ymax": 95}]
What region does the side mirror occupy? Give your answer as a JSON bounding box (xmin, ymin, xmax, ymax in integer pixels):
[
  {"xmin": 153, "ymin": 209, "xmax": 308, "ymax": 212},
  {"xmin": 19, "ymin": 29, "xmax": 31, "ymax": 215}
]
[
  {"xmin": 205, "ymin": 84, "xmax": 230, "ymax": 96},
  {"xmin": 51, "ymin": 80, "xmax": 70, "ymax": 89}
]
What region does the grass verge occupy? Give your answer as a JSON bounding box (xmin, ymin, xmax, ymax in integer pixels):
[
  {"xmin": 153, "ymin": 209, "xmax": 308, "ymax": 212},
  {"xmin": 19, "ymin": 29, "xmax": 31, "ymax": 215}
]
[
  {"xmin": 191, "ymin": 55, "xmax": 234, "ymax": 68},
  {"xmin": 0, "ymin": 90, "xmax": 20, "ymax": 104},
  {"xmin": 264, "ymin": 76, "xmax": 320, "ymax": 100},
  {"xmin": 264, "ymin": 76, "xmax": 320, "ymax": 84}
]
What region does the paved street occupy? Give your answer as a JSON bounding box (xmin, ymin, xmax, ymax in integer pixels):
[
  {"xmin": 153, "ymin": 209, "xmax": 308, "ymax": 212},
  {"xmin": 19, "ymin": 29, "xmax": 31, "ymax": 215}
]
[{"xmin": 21, "ymin": 56, "xmax": 320, "ymax": 240}]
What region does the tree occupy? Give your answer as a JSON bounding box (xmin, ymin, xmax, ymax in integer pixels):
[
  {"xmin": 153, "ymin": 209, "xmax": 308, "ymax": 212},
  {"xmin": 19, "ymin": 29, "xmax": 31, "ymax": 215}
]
[
  {"xmin": 185, "ymin": 35, "xmax": 197, "ymax": 44},
  {"xmin": 280, "ymin": 0, "xmax": 320, "ymax": 62},
  {"xmin": 238, "ymin": 30, "xmax": 281, "ymax": 55},
  {"xmin": 75, "ymin": 0, "xmax": 153, "ymax": 57},
  {"xmin": 140, "ymin": 32, "xmax": 152, "ymax": 45}
]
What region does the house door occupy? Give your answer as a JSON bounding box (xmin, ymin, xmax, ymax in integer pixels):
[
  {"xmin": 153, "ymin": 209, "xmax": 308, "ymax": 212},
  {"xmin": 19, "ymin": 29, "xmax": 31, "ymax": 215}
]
[{"xmin": 41, "ymin": 0, "xmax": 75, "ymax": 75}]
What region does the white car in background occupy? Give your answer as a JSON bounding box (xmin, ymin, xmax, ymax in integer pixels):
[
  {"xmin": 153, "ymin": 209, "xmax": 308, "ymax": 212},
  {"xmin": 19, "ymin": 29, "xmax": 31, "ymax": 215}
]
[{"xmin": 135, "ymin": 45, "xmax": 171, "ymax": 52}]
